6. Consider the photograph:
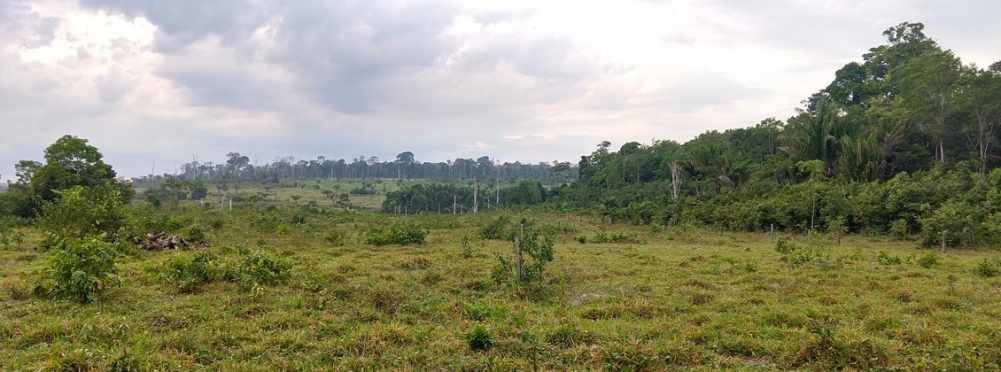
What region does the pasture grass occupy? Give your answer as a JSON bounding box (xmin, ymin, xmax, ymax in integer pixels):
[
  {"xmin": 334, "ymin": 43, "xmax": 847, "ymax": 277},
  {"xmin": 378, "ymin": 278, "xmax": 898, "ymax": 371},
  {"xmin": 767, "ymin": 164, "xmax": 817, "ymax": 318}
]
[{"xmin": 1, "ymin": 207, "xmax": 1000, "ymax": 370}]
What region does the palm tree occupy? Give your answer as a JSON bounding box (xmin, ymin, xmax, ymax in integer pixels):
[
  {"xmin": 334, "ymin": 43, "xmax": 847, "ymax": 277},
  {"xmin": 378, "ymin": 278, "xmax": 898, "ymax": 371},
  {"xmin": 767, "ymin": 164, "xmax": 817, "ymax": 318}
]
[{"xmin": 781, "ymin": 99, "xmax": 860, "ymax": 177}]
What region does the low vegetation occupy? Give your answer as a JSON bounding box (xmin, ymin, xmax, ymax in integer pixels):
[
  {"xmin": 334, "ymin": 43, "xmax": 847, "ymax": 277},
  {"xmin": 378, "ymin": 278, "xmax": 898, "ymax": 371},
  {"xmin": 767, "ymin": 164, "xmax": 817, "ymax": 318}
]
[{"xmin": 2, "ymin": 204, "xmax": 1001, "ymax": 370}]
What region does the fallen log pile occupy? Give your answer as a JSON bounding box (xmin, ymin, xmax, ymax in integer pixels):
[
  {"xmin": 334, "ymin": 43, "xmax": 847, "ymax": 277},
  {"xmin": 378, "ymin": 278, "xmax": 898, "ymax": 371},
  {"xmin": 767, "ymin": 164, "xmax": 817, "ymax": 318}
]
[
  {"xmin": 103, "ymin": 232, "xmax": 210, "ymax": 250},
  {"xmin": 138, "ymin": 233, "xmax": 188, "ymax": 250}
]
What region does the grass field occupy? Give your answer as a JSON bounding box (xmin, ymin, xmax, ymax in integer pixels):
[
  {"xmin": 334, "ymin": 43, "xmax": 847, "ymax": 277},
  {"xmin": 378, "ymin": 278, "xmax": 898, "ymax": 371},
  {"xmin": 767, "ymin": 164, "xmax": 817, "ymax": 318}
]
[{"xmin": 2, "ymin": 205, "xmax": 1001, "ymax": 370}]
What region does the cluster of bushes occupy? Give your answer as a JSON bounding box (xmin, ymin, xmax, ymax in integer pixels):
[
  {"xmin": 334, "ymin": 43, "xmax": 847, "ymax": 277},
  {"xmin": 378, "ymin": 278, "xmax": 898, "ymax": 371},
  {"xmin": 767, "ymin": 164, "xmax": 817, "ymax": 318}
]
[
  {"xmin": 365, "ymin": 222, "xmax": 429, "ymax": 246},
  {"xmin": 552, "ymin": 164, "xmax": 1001, "ymax": 249},
  {"xmin": 479, "ymin": 216, "xmax": 512, "ymax": 240},
  {"xmin": 160, "ymin": 249, "xmax": 293, "ymax": 293},
  {"xmin": 575, "ymin": 230, "xmax": 643, "ymax": 244}
]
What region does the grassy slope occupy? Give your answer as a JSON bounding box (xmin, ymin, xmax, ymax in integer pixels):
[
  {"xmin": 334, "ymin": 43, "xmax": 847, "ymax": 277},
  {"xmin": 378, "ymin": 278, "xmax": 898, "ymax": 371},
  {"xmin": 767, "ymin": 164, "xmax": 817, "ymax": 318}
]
[{"xmin": 1, "ymin": 207, "xmax": 1000, "ymax": 371}]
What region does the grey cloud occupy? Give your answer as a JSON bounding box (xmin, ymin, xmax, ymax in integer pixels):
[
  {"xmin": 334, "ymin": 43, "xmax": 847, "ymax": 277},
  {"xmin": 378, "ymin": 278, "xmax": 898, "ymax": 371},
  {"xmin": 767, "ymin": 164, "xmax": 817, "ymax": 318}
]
[
  {"xmin": 642, "ymin": 74, "xmax": 767, "ymax": 113},
  {"xmin": 94, "ymin": 67, "xmax": 132, "ymax": 103},
  {"xmin": 155, "ymin": 58, "xmax": 281, "ymax": 110},
  {"xmin": 454, "ymin": 36, "xmax": 598, "ymax": 84},
  {"xmin": 78, "ymin": 0, "xmax": 271, "ymax": 52},
  {"xmin": 81, "ymin": 0, "xmax": 467, "ymax": 114}
]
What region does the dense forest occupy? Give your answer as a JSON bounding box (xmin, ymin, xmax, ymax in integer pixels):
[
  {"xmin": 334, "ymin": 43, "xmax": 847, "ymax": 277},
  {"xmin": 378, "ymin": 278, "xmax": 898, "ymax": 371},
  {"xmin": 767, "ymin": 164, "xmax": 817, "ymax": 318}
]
[
  {"xmin": 555, "ymin": 22, "xmax": 1001, "ymax": 245},
  {"xmin": 389, "ymin": 22, "xmax": 1001, "ymax": 248}
]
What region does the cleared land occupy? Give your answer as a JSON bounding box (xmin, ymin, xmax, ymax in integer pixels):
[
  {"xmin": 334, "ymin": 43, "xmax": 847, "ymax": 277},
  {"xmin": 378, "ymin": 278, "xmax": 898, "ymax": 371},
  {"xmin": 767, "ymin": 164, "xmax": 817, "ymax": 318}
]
[{"xmin": 2, "ymin": 205, "xmax": 1001, "ymax": 371}]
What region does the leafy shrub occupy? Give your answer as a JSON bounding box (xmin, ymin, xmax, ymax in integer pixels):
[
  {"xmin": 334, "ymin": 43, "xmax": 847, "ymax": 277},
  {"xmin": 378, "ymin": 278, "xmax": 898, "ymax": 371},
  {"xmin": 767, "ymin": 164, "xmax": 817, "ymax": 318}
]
[
  {"xmin": 877, "ymin": 250, "xmax": 902, "ymax": 265},
  {"xmin": 457, "ymin": 301, "xmax": 509, "ymax": 321},
  {"xmin": 184, "ymin": 225, "xmax": 206, "ymax": 243},
  {"xmin": 39, "ymin": 184, "xmax": 131, "ymax": 238},
  {"xmin": 38, "ymin": 232, "xmax": 70, "ymax": 251},
  {"xmin": 785, "ymin": 247, "xmax": 817, "ymax": 267},
  {"xmin": 575, "ymin": 235, "xmax": 588, "ymax": 244},
  {"xmin": 491, "ymin": 255, "xmax": 513, "ymax": 284},
  {"xmin": 163, "ymin": 252, "xmax": 231, "ymax": 293},
  {"xmin": 324, "ymin": 230, "xmax": 347, "ymax": 246},
  {"xmin": 209, "ymin": 218, "xmax": 225, "ymax": 230},
  {"xmin": 493, "ymin": 224, "xmax": 555, "ymax": 286},
  {"xmin": 916, "ymin": 252, "xmax": 938, "ymax": 268},
  {"xmin": 461, "ymin": 235, "xmax": 473, "ymax": 258},
  {"xmin": 366, "ymin": 223, "xmax": 429, "ymax": 246},
  {"xmin": 119, "ymin": 203, "xmax": 168, "ymax": 239},
  {"xmin": 165, "ymin": 217, "xmax": 186, "ymax": 232},
  {"xmin": 794, "ymin": 311, "xmax": 889, "ymax": 369},
  {"xmin": 464, "ymin": 324, "xmax": 493, "ymax": 352},
  {"xmin": 918, "ymin": 199, "xmax": 984, "ymax": 248},
  {"xmin": 590, "ymin": 230, "xmax": 644, "ymax": 244},
  {"xmin": 775, "ymin": 237, "xmax": 799, "ymax": 254},
  {"xmin": 973, "ymin": 259, "xmax": 1000, "ymax": 278},
  {"xmin": 479, "ymin": 216, "xmax": 511, "ymax": 240},
  {"xmin": 0, "ymin": 230, "xmax": 25, "ymax": 250},
  {"xmin": 238, "ymin": 250, "xmax": 293, "ymax": 286},
  {"xmin": 36, "ymin": 237, "xmax": 121, "ymax": 303}
]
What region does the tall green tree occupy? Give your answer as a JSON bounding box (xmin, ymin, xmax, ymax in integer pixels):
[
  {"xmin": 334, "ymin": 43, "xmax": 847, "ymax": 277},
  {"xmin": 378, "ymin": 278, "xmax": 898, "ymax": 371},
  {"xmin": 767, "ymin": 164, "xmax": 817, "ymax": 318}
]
[
  {"xmin": 957, "ymin": 65, "xmax": 1001, "ymax": 173},
  {"xmin": 892, "ymin": 51, "xmax": 962, "ymax": 162},
  {"xmin": 30, "ymin": 135, "xmax": 119, "ymax": 203}
]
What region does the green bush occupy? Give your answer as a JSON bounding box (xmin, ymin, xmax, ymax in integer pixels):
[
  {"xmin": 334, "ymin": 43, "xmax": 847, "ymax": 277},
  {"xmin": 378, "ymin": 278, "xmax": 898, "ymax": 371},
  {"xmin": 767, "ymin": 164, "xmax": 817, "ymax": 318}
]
[
  {"xmin": 38, "ymin": 232, "xmax": 70, "ymax": 251},
  {"xmin": 787, "ymin": 248, "xmax": 816, "ymax": 266},
  {"xmin": 877, "ymin": 250, "xmax": 902, "ymax": 265},
  {"xmin": 916, "ymin": 252, "xmax": 938, "ymax": 268},
  {"xmin": 492, "ymin": 224, "xmax": 555, "ymax": 286},
  {"xmin": 366, "ymin": 223, "xmax": 429, "ymax": 246},
  {"xmin": 463, "ymin": 324, "xmax": 493, "ymax": 352},
  {"xmin": 39, "ymin": 184, "xmax": 131, "ymax": 238},
  {"xmin": 589, "ymin": 230, "xmax": 644, "ymax": 244},
  {"xmin": 775, "ymin": 237, "xmax": 799, "ymax": 254},
  {"xmin": 184, "ymin": 225, "xmax": 206, "ymax": 243},
  {"xmin": 36, "ymin": 237, "xmax": 121, "ymax": 303},
  {"xmin": 479, "ymin": 216, "xmax": 511, "ymax": 240},
  {"xmin": 324, "ymin": 230, "xmax": 347, "ymax": 246},
  {"xmin": 209, "ymin": 218, "xmax": 225, "ymax": 230},
  {"xmin": 973, "ymin": 259, "xmax": 1000, "ymax": 278},
  {"xmin": 119, "ymin": 203, "xmax": 168, "ymax": 239},
  {"xmin": 163, "ymin": 252, "xmax": 231, "ymax": 293},
  {"xmin": 457, "ymin": 301, "xmax": 509, "ymax": 321},
  {"xmin": 238, "ymin": 250, "xmax": 293, "ymax": 286},
  {"xmin": 461, "ymin": 235, "xmax": 473, "ymax": 258}
]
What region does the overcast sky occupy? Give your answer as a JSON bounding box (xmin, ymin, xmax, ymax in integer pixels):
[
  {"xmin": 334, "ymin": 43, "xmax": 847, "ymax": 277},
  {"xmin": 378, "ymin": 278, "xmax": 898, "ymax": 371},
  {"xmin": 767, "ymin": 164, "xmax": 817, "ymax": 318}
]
[{"xmin": 1, "ymin": 0, "xmax": 999, "ymax": 179}]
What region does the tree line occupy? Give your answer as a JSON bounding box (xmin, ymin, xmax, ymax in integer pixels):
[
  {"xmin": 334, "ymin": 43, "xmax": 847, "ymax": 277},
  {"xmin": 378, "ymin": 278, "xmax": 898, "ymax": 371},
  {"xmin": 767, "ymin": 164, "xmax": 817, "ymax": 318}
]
[
  {"xmin": 130, "ymin": 151, "xmax": 576, "ymax": 188},
  {"xmin": 540, "ymin": 22, "xmax": 1001, "ymax": 248}
]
